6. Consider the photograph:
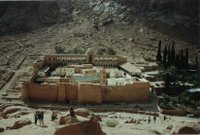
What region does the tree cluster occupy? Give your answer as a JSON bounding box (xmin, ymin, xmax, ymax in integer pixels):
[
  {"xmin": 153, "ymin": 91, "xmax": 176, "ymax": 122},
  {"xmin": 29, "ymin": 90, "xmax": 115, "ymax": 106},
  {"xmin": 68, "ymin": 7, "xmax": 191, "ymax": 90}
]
[{"xmin": 156, "ymin": 40, "xmax": 189, "ymax": 70}]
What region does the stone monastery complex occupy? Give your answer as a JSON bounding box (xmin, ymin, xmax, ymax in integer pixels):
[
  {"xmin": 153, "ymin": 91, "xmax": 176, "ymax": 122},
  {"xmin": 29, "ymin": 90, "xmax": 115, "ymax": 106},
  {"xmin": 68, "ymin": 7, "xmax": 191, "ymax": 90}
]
[{"xmin": 22, "ymin": 48, "xmax": 150, "ymax": 104}]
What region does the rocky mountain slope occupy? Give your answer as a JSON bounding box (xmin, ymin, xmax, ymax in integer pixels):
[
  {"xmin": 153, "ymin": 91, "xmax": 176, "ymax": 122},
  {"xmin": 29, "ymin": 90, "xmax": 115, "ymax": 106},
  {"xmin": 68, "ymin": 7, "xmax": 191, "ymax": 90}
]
[
  {"xmin": 0, "ymin": 0, "xmax": 198, "ymax": 44},
  {"xmin": 0, "ymin": 1, "xmax": 73, "ymax": 35},
  {"xmin": 89, "ymin": 0, "xmax": 199, "ymax": 44}
]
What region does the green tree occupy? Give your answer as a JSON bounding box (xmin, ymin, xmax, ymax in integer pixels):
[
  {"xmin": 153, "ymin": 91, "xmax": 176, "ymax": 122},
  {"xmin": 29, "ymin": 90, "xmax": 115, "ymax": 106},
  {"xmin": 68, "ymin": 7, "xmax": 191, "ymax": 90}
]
[
  {"xmin": 167, "ymin": 45, "xmax": 171, "ymax": 67},
  {"xmin": 107, "ymin": 47, "xmax": 116, "ymax": 55},
  {"xmin": 185, "ymin": 48, "xmax": 189, "ymax": 69},
  {"xmin": 156, "ymin": 40, "xmax": 162, "ymax": 64},
  {"xmin": 179, "ymin": 50, "xmax": 184, "ymax": 68},
  {"xmin": 54, "ymin": 46, "xmax": 65, "ymax": 54},
  {"xmin": 195, "ymin": 56, "xmax": 199, "ymax": 69},
  {"xmin": 160, "ymin": 66, "xmax": 178, "ymax": 93},
  {"xmin": 163, "ymin": 45, "xmax": 167, "ymax": 68},
  {"xmin": 175, "ymin": 54, "xmax": 181, "ymax": 70},
  {"xmin": 171, "ymin": 41, "xmax": 175, "ymax": 65}
]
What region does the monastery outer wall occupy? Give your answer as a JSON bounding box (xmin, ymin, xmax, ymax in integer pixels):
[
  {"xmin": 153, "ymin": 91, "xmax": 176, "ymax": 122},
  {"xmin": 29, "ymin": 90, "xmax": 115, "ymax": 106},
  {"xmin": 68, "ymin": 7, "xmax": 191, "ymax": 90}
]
[
  {"xmin": 27, "ymin": 82, "xmax": 58, "ymax": 102},
  {"xmin": 22, "ymin": 82, "xmax": 150, "ymax": 103},
  {"xmin": 77, "ymin": 84, "xmax": 102, "ymax": 104},
  {"xmin": 65, "ymin": 83, "xmax": 78, "ymax": 101},
  {"xmin": 101, "ymin": 82, "xmax": 150, "ymax": 102}
]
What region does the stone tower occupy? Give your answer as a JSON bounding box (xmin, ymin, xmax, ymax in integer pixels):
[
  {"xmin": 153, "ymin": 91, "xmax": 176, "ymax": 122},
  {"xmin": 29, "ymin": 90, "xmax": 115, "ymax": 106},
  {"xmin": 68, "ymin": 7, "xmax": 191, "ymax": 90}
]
[{"xmin": 99, "ymin": 68, "xmax": 106, "ymax": 85}]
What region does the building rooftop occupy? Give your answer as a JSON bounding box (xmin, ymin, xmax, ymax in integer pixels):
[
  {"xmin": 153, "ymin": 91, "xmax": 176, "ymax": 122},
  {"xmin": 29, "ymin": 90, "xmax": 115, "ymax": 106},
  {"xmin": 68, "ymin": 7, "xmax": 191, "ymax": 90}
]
[
  {"xmin": 120, "ymin": 62, "xmax": 142, "ymax": 75},
  {"xmin": 38, "ymin": 67, "xmax": 50, "ymax": 73},
  {"xmin": 71, "ymin": 75, "xmax": 99, "ymax": 83}
]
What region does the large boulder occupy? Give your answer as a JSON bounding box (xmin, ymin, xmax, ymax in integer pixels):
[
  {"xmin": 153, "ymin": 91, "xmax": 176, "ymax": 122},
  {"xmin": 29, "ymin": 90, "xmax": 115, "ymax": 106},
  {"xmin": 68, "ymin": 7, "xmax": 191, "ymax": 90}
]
[
  {"xmin": 166, "ymin": 125, "xmax": 173, "ymax": 130},
  {"xmin": 59, "ymin": 116, "xmax": 79, "ymax": 125},
  {"xmin": 7, "ymin": 119, "xmax": 32, "ymax": 129},
  {"xmin": 59, "ymin": 116, "xmax": 66, "ymax": 125},
  {"xmin": 90, "ymin": 114, "xmax": 102, "ymax": 122},
  {"xmin": 75, "ymin": 109, "xmax": 91, "ymax": 118},
  {"xmin": 106, "ymin": 119, "xmax": 119, "ymax": 127},
  {"xmin": 178, "ymin": 126, "xmax": 198, "ymax": 134},
  {"xmin": 55, "ymin": 120, "xmax": 106, "ymax": 135}
]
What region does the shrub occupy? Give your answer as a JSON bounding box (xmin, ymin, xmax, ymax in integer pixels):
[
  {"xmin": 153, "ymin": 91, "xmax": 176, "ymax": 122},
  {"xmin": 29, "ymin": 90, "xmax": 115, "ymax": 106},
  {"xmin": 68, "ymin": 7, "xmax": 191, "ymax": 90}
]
[{"xmin": 55, "ymin": 46, "xmax": 65, "ymax": 54}]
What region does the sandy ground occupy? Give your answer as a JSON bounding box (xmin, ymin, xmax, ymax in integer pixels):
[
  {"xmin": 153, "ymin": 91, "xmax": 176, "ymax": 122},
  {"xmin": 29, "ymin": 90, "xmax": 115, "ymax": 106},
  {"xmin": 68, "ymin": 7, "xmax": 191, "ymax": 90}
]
[{"xmin": 0, "ymin": 106, "xmax": 199, "ymax": 135}]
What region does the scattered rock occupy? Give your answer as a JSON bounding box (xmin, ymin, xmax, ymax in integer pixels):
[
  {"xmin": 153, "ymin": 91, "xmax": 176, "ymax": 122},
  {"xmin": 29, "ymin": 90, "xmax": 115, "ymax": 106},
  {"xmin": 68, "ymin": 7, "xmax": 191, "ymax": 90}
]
[
  {"xmin": 101, "ymin": 18, "xmax": 113, "ymax": 26},
  {"xmin": 106, "ymin": 119, "xmax": 119, "ymax": 127},
  {"xmin": 11, "ymin": 111, "xmax": 29, "ymax": 118},
  {"xmin": 128, "ymin": 38, "xmax": 133, "ymax": 42},
  {"xmin": 59, "ymin": 115, "xmax": 79, "ymax": 125},
  {"xmin": 166, "ymin": 125, "xmax": 173, "ymax": 130},
  {"xmin": 152, "ymin": 130, "xmax": 161, "ymax": 135},
  {"xmin": 125, "ymin": 118, "xmax": 137, "ymax": 124},
  {"xmin": 75, "ymin": 109, "xmax": 91, "ymax": 118},
  {"xmin": 139, "ymin": 28, "xmax": 144, "ymax": 33},
  {"xmin": 89, "ymin": 114, "xmax": 102, "ymax": 122},
  {"xmin": 7, "ymin": 119, "xmax": 32, "ymax": 129},
  {"xmin": 59, "ymin": 116, "xmax": 66, "ymax": 125},
  {"xmin": 0, "ymin": 127, "xmax": 4, "ymax": 133},
  {"xmin": 66, "ymin": 117, "xmax": 79, "ymax": 125},
  {"xmin": 1, "ymin": 106, "xmax": 21, "ymax": 118},
  {"xmin": 55, "ymin": 120, "xmax": 106, "ymax": 135}
]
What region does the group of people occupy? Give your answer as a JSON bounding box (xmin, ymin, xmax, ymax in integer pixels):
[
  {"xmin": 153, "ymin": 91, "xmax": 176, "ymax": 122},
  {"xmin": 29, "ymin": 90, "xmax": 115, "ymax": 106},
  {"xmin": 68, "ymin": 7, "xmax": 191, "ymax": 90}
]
[
  {"xmin": 34, "ymin": 107, "xmax": 168, "ymax": 126},
  {"xmin": 34, "ymin": 111, "xmax": 45, "ymax": 126},
  {"xmin": 147, "ymin": 115, "xmax": 169, "ymax": 124},
  {"xmin": 34, "ymin": 107, "xmax": 75, "ymax": 127},
  {"xmin": 148, "ymin": 116, "xmax": 157, "ymax": 124}
]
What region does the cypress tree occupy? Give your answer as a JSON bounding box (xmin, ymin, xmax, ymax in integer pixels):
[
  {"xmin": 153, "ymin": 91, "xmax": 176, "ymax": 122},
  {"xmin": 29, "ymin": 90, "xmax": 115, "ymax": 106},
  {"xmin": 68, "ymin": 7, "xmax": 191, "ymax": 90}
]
[
  {"xmin": 167, "ymin": 45, "xmax": 171, "ymax": 67},
  {"xmin": 195, "ymin": 56, "xmax": 199, "ymax": 69},
  {"xmin": 185, "ymin": 48, "xmax": 189, "ymax": 69},
  {"xmin": 163, "ymin": 45, "xmax": 167, "ymax": 68},
  {"xmin": 180, "ymin": 50, "xmax": 184, "ymax": 69},
  {"xmin": 175, "ymin": 54, "xmax": 180, "ymax": 70},
  {"xmin": 165, "ymin": 73, "xmax": 170, "ymax": 92},
  {"xmin": 171, "ymin": 41, "xmax": 175, "ymax": 65},
  {"xmin": 156, "ymin": 40, "xmax": 162, "ymax": 64}
]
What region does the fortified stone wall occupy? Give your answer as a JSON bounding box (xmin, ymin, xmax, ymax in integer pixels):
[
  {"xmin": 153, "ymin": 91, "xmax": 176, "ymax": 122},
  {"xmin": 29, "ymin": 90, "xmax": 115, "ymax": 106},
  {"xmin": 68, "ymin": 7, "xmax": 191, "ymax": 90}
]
[
  {"xmin": 65, "ymin": 83, "xmax": 78, "ymax": 101},
  {"xmin": 22, "ymin": 81, "xmax": 150, "ymax": 103},
  {"xmin": 27, "ymin": 82, "xmax": 58, "ymax": 102},
  {"xmin": 78, "ymin": 83, "xmax": 102, "ymax": 104},
  {"xmin": 101, "ymin": 82, "xmax": 149, "ymax": 102}
]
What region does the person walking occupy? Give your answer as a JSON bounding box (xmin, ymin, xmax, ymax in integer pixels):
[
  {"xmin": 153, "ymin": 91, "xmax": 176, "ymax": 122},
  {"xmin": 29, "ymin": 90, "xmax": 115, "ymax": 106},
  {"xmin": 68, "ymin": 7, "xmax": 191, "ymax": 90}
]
[
  {"xmin": 40, "ymin": 111, "xmax": 45, "ymax": 126},
  {"xmin": 38, "ymin": 111, "xmax": 45, "ymax": 127},
  {"xmin": 153, "ymin": 116, "xmax": 156, "ymax": 123},
  {"xmin": 34, "ymin": 111, "xmax": 39, "ymax": 125},
  {"xmin": 148, "ymin": 116, "xmax": 151, "ymax": 124},
  {"xmin": 69, "ymin": 107, "xmax": 75, "ymax": 118},
  {"xmin": 51, "ymin": 111, "xmax": 57, "ymax": 121},
  {"xmin": 164, "ymin": 115, "xmax": 167, "ymax": 121},
  {"xmin": 67, "ymin": 107, "xmax": 78, "ymax": 124}
]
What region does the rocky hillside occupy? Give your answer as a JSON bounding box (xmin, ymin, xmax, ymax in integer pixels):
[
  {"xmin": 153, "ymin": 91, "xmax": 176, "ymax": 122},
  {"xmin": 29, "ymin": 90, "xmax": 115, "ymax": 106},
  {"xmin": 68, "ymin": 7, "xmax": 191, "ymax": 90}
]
[
  {"xmin": 116, "ymin": 0, "xmax": 198, "ymax": 16},
  {"xmin": 0, "ymin": 1, "xmax": 73, "ymax": 35},
  {"xmin": 0, "ymin": 0, "xmax": 198, "ymax": 44},
  {"xmin": 89, "ymin": 0, "xmax": 199, "ymax": 44}
]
